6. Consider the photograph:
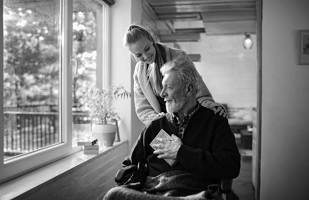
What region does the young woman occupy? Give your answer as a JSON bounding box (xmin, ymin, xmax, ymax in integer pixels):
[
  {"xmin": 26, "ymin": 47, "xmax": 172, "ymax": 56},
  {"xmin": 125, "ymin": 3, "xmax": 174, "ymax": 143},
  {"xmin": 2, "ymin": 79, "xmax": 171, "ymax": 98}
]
[{"xmin": 123, "ymin": 24, "xmax": 226, "ymax": 125}]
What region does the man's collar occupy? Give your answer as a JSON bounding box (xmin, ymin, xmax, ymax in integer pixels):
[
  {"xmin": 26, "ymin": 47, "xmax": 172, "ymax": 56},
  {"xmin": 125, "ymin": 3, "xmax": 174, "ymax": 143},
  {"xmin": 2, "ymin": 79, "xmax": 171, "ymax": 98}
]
[{"xmin": 171, "ymin": 102, "xmax": 200, "ymax": 123}]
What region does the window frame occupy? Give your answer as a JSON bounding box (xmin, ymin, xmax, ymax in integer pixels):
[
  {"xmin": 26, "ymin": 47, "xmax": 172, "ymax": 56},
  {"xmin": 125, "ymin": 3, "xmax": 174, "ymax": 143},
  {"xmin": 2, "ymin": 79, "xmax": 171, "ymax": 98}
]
[{"xmin": 0, "ymin": 0, "xmax": 110, "ymax": 184}]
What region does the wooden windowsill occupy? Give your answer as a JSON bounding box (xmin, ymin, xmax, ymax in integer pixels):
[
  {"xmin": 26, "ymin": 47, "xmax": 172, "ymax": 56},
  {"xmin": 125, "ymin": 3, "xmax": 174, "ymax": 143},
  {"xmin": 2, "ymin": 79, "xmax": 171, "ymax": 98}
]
[{"xmin": 0, "ymin": 141, "xmax": 127, "ymax": 200}]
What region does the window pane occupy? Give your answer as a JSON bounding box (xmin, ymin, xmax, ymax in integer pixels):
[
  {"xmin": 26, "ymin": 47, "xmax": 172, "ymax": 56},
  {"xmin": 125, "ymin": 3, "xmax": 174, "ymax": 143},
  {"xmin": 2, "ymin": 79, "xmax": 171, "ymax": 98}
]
[
  {"xmin": 3, "ymin": 0, "xmax": 61, "ymax": 160},
  {"xmin": 72, "ymin": 1, "xmax": 103, "ymax": 144}
]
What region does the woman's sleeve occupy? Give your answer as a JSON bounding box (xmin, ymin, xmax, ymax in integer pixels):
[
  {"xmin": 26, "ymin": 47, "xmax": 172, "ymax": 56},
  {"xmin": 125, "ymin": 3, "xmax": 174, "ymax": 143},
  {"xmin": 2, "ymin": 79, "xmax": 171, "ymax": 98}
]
[
  {"xmin": 173, "ymin": 50, "xmax": 214, "ymax": 102},
  {"xmin": 178, "ymin": 52, "xmax": 216, "ymax": 104},
  {"xmin": 133, "ymin": 63, "xmax": 159, "ymax": 125},
  {"xmin": 177, "ymin": 51, "xmax": 228, "ymax": 116},
  {"xmin": 195, "ymin": 72, "xmax": 215, "ymax": 103},
  {"xmin": 195, "ymin": 67, "xmax": 229, "ymax": 116}
]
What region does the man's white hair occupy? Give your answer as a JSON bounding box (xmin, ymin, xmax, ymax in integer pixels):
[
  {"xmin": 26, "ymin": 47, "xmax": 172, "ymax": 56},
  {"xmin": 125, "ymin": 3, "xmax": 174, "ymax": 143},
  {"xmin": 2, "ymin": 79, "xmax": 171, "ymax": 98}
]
[{"xmin": 160, "ymin": 57, "xmax": 200, "ymax": 93}]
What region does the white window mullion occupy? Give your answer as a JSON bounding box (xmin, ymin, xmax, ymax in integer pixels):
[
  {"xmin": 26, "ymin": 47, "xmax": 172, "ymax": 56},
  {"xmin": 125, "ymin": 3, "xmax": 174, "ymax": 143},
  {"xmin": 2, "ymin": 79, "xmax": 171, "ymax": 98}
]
[
  {"xmin": 61, "ymin": 0, "xmax": 73, "ymax": 146},
  {"xmin": 102, "ymin": 3, "xmax": 110, "ymax": 89},
  {"xmin": 0, "ymin": 0, "xmax": 4, "ymax": 174}
]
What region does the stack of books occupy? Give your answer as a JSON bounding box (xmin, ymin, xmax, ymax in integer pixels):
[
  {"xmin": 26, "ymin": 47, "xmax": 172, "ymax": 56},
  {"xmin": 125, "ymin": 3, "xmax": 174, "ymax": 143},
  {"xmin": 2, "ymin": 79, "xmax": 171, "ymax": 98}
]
[{"xmin": 77, "ymin": 140, "xmax": 99, "ymax": 154}]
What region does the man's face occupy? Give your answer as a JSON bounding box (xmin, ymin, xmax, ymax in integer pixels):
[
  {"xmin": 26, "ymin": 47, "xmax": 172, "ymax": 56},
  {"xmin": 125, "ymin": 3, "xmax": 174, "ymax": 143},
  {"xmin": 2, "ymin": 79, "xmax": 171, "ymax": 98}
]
[{"xmin": 160, "ymin": 71, "xmax": 187, "ymax": 114}]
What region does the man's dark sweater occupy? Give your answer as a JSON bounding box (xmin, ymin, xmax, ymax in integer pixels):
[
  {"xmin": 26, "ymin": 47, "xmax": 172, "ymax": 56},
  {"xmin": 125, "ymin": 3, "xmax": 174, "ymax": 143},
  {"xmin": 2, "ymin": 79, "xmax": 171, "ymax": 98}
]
[{"xmin": 123, "ymin": 105, "xmax": 241, "ymax": 186}]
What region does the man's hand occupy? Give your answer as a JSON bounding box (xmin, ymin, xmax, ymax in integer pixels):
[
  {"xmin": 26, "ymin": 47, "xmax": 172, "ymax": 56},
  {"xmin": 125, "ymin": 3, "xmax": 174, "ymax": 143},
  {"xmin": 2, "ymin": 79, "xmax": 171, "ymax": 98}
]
[{"xmin": 152, "ymin": 134, "xmax": 182, "ymax": 160}]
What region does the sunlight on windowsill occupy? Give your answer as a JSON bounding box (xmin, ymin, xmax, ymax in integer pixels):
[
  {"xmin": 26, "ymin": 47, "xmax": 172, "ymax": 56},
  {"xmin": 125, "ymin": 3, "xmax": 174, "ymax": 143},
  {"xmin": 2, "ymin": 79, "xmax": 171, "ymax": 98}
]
[{"xmin": 0, "ymin": 141, "xmax": 127, "ymax": 200}]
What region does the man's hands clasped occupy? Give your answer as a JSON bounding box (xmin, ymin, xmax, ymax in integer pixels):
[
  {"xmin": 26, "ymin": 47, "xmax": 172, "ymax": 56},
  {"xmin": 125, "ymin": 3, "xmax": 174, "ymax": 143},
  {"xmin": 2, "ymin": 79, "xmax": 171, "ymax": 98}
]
[{"xmin": 152, "ymin": 134, "xmax": 182, "ymax": 160}]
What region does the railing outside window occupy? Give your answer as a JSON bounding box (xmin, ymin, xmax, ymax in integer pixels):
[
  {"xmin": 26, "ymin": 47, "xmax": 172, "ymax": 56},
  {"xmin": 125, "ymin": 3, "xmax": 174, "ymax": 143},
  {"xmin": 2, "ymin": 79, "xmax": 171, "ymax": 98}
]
[
  {"xmin": 4, "ymin": 109, "xmax": 91, "ymax": 159},
  {"xmin": 4, "ymin": 111, "xmax": 59, "ymax": 158}
]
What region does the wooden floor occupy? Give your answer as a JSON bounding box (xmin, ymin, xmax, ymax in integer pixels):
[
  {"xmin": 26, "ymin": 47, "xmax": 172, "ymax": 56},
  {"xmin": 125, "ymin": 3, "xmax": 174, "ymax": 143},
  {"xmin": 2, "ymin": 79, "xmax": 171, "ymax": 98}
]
[{"xmin": 233, "ymin": 150, "xmax": 255, "ymax": 200}]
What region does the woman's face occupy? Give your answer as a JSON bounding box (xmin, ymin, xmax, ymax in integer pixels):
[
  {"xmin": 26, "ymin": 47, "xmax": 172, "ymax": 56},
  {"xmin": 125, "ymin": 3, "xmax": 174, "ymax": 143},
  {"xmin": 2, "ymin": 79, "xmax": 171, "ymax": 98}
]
[{"xmin": 127, "ymin": 36, "xmax": 156, "ymax": 64}]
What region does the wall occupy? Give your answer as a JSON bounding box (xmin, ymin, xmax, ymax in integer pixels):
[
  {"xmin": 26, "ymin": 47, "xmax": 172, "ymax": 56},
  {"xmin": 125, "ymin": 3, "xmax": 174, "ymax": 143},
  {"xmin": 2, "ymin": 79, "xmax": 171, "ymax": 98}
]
[
  {"xmin": 16, "ymin": 142, "xmax": 129, "ymax": 200},
  {"xmin": 130, "ymin": 0, "xmax": 146, "ymax": 146},
  {"xmin": 178, "ymin": 34, "xmax": 257, "ymax": 108},
  {"xmin": 261, "ymin": 0, "xmax": 309, "ymax": 199},
  {"xmin": 110, "ymin": 0, "xmax": 144, "ymax": 147}
]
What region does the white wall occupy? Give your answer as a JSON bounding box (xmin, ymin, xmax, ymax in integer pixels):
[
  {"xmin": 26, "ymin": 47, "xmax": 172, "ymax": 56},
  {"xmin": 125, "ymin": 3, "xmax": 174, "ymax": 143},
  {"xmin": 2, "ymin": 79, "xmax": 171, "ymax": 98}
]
[
  {"xmin": 178, "ymin": 34, "xmax": 257, "ymax": 108},
  {"xmin": 111, "ymin": 0, "xmax": 144, "ymax": 147},
  {"xmin": 261, "ymin": 0, "xmax": 309, "ymax": 199}
]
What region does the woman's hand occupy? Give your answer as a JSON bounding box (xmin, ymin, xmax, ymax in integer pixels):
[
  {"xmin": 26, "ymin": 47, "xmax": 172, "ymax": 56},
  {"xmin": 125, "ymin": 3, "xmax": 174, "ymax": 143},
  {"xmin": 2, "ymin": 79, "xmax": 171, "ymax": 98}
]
[
  {"xmin": 152, "ymin": 112, "xmax": 166, "ymax": 120},
  {"xmin": 212, "ymin": 105, "xmax": 228, "ymax": 118}
]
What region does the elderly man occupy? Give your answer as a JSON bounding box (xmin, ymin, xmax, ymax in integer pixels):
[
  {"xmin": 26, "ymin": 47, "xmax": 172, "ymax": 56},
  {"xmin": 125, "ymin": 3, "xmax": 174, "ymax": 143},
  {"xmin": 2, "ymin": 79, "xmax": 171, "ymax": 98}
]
[{"xmin": 104, "ymin": 57, "xmax": 240, "ymax": 200}]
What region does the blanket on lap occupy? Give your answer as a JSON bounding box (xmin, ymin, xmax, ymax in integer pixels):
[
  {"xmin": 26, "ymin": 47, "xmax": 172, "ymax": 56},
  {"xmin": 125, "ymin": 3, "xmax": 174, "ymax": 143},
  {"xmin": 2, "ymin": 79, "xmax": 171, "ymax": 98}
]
[
  {"xmin": 106, "ymin": 170, "xmax": 223, "ymax": 200},
  {"xmin": 144, "ymin": 170, "xmax": 220, "ymax": 197}
]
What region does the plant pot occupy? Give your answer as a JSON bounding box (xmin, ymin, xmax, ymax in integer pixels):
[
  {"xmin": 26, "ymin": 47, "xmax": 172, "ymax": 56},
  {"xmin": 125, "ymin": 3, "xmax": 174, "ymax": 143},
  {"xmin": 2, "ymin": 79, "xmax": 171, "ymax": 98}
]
[{"xmin": 92, "ymin": 124, "xmax": 117, "ymax": 147}]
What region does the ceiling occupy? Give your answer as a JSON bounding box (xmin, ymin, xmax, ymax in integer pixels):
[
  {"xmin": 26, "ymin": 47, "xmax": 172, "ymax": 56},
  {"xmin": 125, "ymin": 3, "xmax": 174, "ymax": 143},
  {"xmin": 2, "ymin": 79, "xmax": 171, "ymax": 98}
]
[{"xmin": 143, "ymin": 0, "xmax": 257, "ymax": 43}]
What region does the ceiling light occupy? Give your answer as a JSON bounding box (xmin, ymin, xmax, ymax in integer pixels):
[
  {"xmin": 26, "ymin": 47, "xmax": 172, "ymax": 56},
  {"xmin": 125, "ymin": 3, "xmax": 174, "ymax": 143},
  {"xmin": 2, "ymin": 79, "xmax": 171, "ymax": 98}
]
[{"xmin": 243, "ymin": 33, "xmax": 253, "ymax": 49}]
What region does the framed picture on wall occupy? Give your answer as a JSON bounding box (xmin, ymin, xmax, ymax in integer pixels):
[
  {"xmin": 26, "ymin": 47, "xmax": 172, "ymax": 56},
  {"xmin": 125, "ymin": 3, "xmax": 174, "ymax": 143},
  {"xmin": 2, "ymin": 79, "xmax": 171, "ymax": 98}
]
[{"xmin": 298, "ymin": 30, "xmax": 309, "ymax": 65}]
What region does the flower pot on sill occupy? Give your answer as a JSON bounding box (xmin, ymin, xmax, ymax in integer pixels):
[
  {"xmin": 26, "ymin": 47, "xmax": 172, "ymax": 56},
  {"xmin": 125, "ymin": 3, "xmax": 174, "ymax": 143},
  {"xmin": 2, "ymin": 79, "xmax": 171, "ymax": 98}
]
[{"xmin": 92, "ymin": 124, "xmax": 117, "ymax": 147}]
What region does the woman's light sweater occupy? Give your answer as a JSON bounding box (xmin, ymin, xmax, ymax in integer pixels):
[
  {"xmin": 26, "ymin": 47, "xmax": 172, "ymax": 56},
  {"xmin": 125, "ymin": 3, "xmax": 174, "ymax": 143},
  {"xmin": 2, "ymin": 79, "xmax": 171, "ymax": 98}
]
[{"xmin": 133, "ymin": 43, "xmax": 220, "ymax": 125}]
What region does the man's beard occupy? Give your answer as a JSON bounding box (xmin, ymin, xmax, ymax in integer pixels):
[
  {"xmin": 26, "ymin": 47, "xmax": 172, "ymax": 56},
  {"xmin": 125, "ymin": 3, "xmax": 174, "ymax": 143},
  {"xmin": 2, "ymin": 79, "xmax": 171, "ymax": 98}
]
[{"xmin": 166, "ymin": 98, "xmax": 186, "ymax": 114}]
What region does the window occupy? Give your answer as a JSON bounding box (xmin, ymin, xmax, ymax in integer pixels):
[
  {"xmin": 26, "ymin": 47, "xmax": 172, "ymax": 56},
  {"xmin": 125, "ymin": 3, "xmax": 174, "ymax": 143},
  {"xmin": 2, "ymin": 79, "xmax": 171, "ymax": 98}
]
[
  {"xmin": 1, "ymin": 0, "xmax": 109, "ymax": 183},
  {"xmin": 71, "ymin": 0, "xmax": 104, "ymax": 145},
  {"xmin": 3, "ymin": 0, "xmax": 62, "ymax": 160}
]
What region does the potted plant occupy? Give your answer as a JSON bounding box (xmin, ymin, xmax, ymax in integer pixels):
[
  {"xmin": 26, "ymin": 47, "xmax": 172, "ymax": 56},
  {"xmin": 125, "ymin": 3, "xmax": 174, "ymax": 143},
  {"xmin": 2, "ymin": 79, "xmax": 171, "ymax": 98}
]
[{"xmin": 82, "ymin": 85, "xmax": 131, "ymax": 147}]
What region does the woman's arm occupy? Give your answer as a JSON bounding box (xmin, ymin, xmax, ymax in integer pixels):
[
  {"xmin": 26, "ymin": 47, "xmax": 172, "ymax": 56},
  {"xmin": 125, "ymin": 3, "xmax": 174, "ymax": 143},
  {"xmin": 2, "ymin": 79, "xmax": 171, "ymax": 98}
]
[
  {"xmin": 133, "ymin": 63, "xmax": 160, "ymax": 125},
  {"xmin": 169, "ymin": 49, "xmax": 216, "ymax": 103},
  {"xmin": 177, "ymin": 51, "xmax": 228, "ymax": 117},
  {"xmin": 196, "ymin": 75, "xmax": 228, "ymax": 117}
]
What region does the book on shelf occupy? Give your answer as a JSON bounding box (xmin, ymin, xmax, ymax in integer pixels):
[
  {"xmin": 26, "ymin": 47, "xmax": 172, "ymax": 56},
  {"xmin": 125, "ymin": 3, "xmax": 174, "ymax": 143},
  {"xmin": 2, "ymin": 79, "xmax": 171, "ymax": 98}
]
[
  {"xmin": 77, "ymin": 139, "xmax": 98, "ymax": 146},
  {"xmin": 83, "ymin": 144, "xmax": 99, "ymax": 150},
  {"xmin": 83, "ymin": 149, "xmax": 99, "ymax": 154},
  {"xmin": 77, "ymin": 141, "xmax": 92, "ymax": 146}
]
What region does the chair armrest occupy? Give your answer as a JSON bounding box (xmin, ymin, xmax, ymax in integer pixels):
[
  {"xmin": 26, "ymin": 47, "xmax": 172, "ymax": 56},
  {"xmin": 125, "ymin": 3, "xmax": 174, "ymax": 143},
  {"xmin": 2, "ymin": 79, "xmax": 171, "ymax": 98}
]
[
  {"xmin": 221, "ymin": 179, "xmax": 233, "ymax": 193},
  {"xmin": 115, "ymin": 165, "xmax": 137, "ymax": 185},
  {"xmin": 221, "ymin": 179, "xmax": 239, "ymax": 200}
]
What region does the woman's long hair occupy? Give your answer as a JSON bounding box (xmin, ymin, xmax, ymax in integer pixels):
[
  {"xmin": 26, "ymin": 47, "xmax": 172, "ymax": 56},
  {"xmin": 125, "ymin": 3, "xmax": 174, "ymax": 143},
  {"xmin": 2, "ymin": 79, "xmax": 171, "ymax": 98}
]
[{"xmin": 124, "ymin": 24, "xmax": 166, "ymax": 95}]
